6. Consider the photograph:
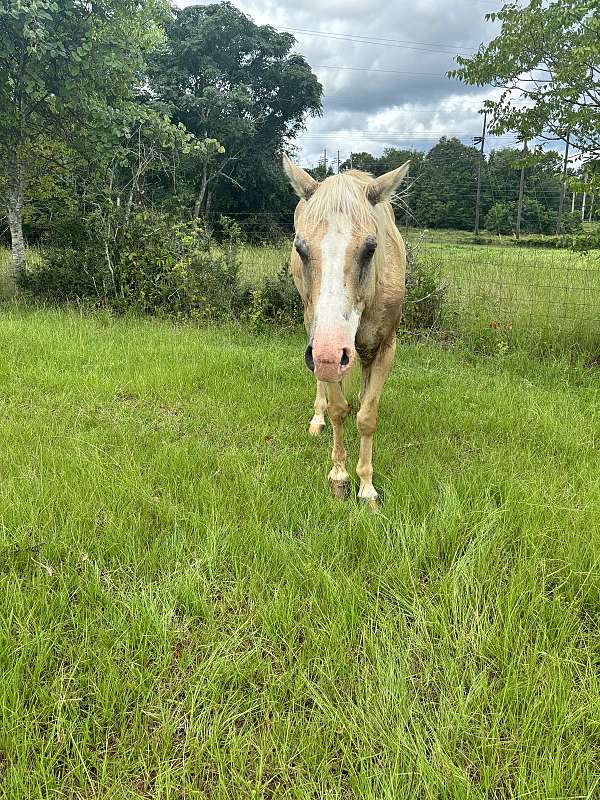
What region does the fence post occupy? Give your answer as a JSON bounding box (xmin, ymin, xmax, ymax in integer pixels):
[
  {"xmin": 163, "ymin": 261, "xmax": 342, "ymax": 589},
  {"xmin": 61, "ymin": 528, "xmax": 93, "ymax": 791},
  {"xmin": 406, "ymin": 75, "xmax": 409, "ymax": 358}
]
[{"xmin": 515, "ymin": 140, "xmax": 528, "ymax": 240}]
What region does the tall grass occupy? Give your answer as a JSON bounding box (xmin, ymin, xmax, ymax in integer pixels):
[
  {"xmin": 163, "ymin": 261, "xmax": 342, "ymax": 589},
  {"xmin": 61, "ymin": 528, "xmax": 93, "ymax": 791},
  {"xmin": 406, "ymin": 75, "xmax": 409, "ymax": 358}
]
[
  {"xmin": 237, "ymin": 237, "xmax": 600, "ymax": 339},
  {"xmin": 0, "ymin": 307, "xmax": 598, "ymax": 797}
]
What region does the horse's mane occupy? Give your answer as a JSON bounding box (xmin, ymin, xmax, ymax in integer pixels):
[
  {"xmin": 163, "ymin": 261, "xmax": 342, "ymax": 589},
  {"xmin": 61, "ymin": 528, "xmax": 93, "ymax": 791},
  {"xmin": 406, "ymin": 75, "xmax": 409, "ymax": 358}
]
[{"xmin": 302, "ymin": 172, "xmax": 376, "ymax": 230}]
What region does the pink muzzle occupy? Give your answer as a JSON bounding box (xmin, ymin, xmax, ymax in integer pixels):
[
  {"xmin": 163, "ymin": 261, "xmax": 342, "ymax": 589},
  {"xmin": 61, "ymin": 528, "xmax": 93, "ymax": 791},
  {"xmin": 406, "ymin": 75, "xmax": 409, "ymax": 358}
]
[{"xmin": 305, "ymin": 328, "xmax": 355, "ymax": 382}]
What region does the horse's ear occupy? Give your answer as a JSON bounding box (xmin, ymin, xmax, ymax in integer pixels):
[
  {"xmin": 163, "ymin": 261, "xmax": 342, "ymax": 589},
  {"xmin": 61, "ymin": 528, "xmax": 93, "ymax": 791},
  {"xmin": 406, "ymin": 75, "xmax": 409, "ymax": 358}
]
[
  {"xmin": 367, "ymin": 161, "xmax": 410, "ymax": 205},
  {"xmin": 283, "ymin": 154, "xmax": 319, "ymax": 200}
]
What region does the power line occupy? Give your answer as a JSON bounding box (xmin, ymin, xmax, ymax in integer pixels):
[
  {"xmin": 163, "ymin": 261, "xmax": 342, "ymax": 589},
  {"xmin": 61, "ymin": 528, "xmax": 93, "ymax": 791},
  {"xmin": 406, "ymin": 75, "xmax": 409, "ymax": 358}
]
[
  {"xmin": 312, "ymin": 64, "xmax": 443, "ymax": 77},
  {"xmin": 279, "ymin": 27, "xmax": 478, "ymax": 55}
]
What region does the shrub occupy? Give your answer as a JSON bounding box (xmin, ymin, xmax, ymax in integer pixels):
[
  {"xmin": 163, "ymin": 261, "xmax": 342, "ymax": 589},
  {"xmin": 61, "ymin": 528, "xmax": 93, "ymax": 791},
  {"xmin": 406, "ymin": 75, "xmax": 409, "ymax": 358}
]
[
  {"xmin": 256, "ymin": 263, "xmax": 303, "ymax": 326},
  {"xmin": 20, "ymin": 211, "xmax": 244, "ymax": 319},
  {"xmin": 402, "ymin": 236, "xmax": 447, "ymax": 330},
  {"xmin": 19, "ymin": 246, "xmax": 100, "ymax": 302},
  {"xmin": 485, "ymin": 202, "xmax": 513, "ymax": 235},
  {"xmin": 559, "ymin": 211, "xmax": 583, "ymax": 234}
]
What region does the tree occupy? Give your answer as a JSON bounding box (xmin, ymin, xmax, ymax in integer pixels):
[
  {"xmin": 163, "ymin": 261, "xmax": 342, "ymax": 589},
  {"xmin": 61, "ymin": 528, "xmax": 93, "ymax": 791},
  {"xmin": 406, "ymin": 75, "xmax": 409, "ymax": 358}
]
[
  {"xmin": 150, "ymin": 2, "xmax": 322, "ymax": 219},
  {"xmin": 485, "ymin": 202, "xmax": 513, "ymax": 234},
  {"xmin": 451, "ymin": 1, "xmax": 600, "ymax": 173},
  {"xmin": 413, "ymin": 137, "xmax": 481, "ymax": 229},
  {"xmin": 0, "ymin": 0, "xmax": 166, "ymax": 280},
  {"xmin": 485, "ymin": 147, "xmax": 563, "ymax": 216},
  {"xmin": 339, "ymin": 152, "xmax": 379, "ymax": 173}
]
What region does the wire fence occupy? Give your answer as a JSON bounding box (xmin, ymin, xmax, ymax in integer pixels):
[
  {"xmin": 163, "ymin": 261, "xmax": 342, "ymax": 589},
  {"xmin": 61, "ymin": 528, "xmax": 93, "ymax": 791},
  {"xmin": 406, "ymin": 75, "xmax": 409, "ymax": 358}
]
[
  {"xmin": 1, "ymin": 216, "xmax": 599, "ymax": 339},
  {"xmin": 230, "ymin": 220, "xmax": 600, "ymax": 336}
]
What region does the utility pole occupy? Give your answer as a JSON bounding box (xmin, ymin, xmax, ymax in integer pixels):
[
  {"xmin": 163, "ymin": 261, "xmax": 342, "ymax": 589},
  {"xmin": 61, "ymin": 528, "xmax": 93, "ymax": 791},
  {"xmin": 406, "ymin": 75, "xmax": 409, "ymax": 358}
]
[
  {"xmin": 349, "ymin": 151, "xmax": 353, "ymax": 169},
  {"xmin": 589, "ymin": 194, "xmax": 595, "ymax": 223},
  {"xmin": 556, "ymin": 133, "xmax": 570, "ymax": 234},
  {"xmin": 337, "ymin": 150, "xmax": 340, "ymax": 174},
  {"xmin": 581, "ymin": 179, "xmax": 587, "ymax": 221},
  {"xmin": 323, "ymin": 148, "xmax": 327, "ymax": 175},
  {"xmin": 473, "ymin": 111, "xmax": 487, "ymax": 235},
  {"xmin": 515, "ymin": 140, "xmax": 528, "ymax": 240}
]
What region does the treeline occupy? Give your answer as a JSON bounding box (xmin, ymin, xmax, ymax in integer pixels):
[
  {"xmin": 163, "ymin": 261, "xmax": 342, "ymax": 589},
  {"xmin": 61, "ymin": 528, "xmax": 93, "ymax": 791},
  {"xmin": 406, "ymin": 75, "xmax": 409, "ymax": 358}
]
[
  {"xmin": 1, "ymin": 0, "xmax": 597, "ymax": 300},
  {"xmin": 0, "ymin": 0, "xmax": 322, "ymax": 280},
  {"xmin": 327, "ymin": 139, "xmax": 591, "ymax": 236}
]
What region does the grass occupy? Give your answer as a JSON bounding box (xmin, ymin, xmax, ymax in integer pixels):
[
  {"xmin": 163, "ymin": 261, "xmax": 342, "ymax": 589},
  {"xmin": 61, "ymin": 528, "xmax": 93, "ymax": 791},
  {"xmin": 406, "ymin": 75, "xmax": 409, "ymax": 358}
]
[
  {"xmin": 0, "ymin": 306, "xmax": 598, "ymax": 798},
  {"xmin": 237, "ymin": 235, "xmax": 600, "ymax": 340},
  {"xmin": 4, "ymin": 232, "xmax": 600, "ymax": 340}
]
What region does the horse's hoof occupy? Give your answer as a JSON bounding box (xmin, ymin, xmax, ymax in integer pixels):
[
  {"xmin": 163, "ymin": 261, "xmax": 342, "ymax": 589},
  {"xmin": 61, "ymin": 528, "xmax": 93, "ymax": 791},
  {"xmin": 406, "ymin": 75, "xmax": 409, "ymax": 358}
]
[
  {"xmin": 308, "ymin": 421, "xmax": 325, "ymax": 436},
  {"xmin": 329, "ymin": 478, "xmax": 350, "ymax": 499},
  {"xmin": 361, "ymin": 495, "xmax": 382, "ymax": 513}
]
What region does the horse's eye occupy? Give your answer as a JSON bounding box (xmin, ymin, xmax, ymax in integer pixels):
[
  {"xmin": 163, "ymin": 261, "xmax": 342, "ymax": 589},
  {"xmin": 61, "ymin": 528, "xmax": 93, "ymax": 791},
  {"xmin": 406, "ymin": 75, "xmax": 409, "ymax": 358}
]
[
  {"xmin": 358, "ymin": 237, "xmax": 377, "ymax": 283},
  {"xmin": 295, "ymin": 237, "xmax": 309, "ymax": 260}
]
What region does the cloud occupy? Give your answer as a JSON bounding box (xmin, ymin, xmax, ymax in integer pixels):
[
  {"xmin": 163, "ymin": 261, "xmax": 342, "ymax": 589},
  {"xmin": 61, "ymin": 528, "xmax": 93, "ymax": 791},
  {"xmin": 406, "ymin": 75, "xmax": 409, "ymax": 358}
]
[{"xmin": 175, "ymin": 0, "xmax": 504, "ymax": 162}]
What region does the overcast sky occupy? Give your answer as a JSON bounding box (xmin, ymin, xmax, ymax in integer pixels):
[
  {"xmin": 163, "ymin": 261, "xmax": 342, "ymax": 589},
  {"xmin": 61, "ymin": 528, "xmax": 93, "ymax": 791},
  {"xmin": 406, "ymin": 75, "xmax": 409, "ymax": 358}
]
[{"xmin": 176, "ymin": 0, "xmax": 520, "ymax": 165}]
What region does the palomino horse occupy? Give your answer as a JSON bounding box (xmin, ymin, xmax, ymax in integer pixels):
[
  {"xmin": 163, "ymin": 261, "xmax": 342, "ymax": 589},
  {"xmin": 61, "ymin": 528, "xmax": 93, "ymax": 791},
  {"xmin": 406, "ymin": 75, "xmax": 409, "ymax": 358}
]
[{"xmin": 283, "ymin": 155, "xmax": 410, "ymax": 510}]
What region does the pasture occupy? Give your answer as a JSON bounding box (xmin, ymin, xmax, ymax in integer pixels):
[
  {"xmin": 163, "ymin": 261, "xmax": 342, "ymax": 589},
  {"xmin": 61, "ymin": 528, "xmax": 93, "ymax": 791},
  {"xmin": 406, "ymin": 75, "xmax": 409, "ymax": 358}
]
[
  {"xmin": 239, "ymin": 235, "xmax": 600, "ymax": 340},
  {"xmin": 1, "ymin": 307, "xmax": 598, "ymax": 798}
]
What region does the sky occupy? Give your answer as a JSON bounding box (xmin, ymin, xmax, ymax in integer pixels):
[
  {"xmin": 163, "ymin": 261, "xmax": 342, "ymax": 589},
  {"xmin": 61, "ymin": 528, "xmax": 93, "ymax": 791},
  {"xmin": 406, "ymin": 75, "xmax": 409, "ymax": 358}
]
[{"xmin": 176, "ymin": 0, "xmax": 522, "ymax": 166}]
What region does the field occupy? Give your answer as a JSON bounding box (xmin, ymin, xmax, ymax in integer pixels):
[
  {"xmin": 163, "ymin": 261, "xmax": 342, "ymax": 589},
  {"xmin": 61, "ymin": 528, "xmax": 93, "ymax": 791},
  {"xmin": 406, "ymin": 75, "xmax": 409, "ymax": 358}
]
[
  {"xmin": 4, "ymin": 233, "xmax": 600, "ymax": 341},
  {"xmin": 1, "ymin": 307, "xmax": 599, "ymax": 798},
  {"xmin": 239, "ymin": 234, "xmax": 600, "ymax": 340}
]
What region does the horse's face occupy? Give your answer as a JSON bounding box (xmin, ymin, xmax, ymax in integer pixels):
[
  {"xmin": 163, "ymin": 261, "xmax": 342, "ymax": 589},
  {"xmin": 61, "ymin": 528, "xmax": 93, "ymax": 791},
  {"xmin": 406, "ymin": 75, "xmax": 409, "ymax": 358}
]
[
  {"xmin": 293, "ymin": 211, "xmax": 377, "ymax": 383},
  {"xmin": 284, "ymin": 156, "xmax": 409, "ymax": 383}
]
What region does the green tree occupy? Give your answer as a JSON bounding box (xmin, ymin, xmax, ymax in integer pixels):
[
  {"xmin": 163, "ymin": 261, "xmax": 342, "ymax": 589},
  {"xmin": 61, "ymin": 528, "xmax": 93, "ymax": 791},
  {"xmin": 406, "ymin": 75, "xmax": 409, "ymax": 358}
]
[
  {"xmin": 414, "ymin": 137, "xmax": 480, "ymax": 229},
  {"xmin": 485, "ymin": 148, "xmax": 563, "ymax": 218},
  {"xmin": 485, "ymin": 202, "xmax": 513, "ymax": 234},
  {"xmin": 339, "ymin": 152, "xmax": 379, "ymax": 173},
  {"xmin": 0, "ymin": 0, "xmax": 166, "ymax": 280},
  {"xmin": 451, "ymin": 1, "xmax": 600, "ymax": 179},
  {"xmin": 150, "ymin": 2, "xmax": 322, "ymax": 219}
]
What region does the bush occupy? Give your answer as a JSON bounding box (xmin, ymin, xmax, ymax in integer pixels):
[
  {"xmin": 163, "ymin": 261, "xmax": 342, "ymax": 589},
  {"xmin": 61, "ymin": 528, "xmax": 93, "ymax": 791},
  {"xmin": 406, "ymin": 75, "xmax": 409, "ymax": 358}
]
[
  {"xmin": 19, "ymin": 245, "xmax": 107, "ymax": 301},
  {"xmin": 485, "ymin": 199, "xmax": 565, "ymax": 236},
  {"xmin": 485, "ymin": 203, "xmax": 513, "ymax": 235},
  {"xmin": 253, "ymin": 263, "xmax": 303, "ymax": 326},
  {"xmin": 559, "ymin": 211, "xmax": 583, "ymax": 234},
  {"xmin": 402, "ymin": 237, "xmax": 447, "ymax": 330},
  {"xmin": 20, "ymin": 211, "xmax": 244, "ymax": 319}
]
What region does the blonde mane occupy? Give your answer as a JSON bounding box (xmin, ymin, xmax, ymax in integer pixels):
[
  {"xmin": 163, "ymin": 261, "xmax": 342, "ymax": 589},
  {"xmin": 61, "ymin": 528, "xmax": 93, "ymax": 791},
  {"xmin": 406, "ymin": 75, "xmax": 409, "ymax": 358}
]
[{"xmin": 302, "ymin": 172, "xmax": 376, "ymax": 230}]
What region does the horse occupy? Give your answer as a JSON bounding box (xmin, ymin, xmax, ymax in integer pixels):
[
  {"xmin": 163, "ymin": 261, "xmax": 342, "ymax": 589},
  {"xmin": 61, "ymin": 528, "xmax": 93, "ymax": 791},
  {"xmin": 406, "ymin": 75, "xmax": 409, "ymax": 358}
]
[{"xmin": 283, "ymin": 154, "xmax": 410, "ymax": 511}]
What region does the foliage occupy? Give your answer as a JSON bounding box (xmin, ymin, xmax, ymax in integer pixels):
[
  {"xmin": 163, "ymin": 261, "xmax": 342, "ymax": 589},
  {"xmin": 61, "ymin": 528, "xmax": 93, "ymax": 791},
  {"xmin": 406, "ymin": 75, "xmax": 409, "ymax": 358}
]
[
  {"xmin": 560, "ymin": 211, "xmax": 584, "ymax": 234},
  {"xmin": 248, "ymin": 263, "xmax": 303, "ymax": 327},
  {"xmin": 0, "ymin": 0, "xmax": 168, "ymax": 277},
  {"xmin": 20, "ymin": 211, "xmax": 243, "ymax": 319},
  {"xmin": 149, "ymin": 2, "xmax": 322, "ymax": 219},
  {"xmin": 402, "ymin": 238, "xmax": 447, "ymax": 330},
  {"xmin": 451, "ymin": 0, "xmax": 600, "ymax": 180},
  {"xmin": 485, "ymin": 202, "xmax": 514, "ymax": 235},
  {"xmin": 413, "ymin": 138, "xmax": 480, "ymax": 230}
]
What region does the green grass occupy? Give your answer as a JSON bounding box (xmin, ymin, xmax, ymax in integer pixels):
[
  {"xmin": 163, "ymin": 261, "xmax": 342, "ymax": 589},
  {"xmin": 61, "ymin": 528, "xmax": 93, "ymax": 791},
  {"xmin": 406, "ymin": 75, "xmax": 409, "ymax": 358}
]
[
  {"xmin": 0, "ymin": 307, "xmax": 598, "ymax": 798},
  {"xmin": 237, "ymin": 236, "xmax": 600, "ymax": 339}
]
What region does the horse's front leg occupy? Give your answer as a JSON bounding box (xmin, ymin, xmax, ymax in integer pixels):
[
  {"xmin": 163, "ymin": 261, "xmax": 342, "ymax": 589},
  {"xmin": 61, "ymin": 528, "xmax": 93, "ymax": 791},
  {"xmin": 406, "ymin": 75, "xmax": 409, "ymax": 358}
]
[
  {"xmin": 308, "ymin": 380, "xmax": 328, "ymax": 435},
  {"xmin": 356, "ymin": 334, "xmax": 396, "ymax": 511},
  {"xmin": 326, "ymin": 381, "xmax": 351, "ymax": 497}
]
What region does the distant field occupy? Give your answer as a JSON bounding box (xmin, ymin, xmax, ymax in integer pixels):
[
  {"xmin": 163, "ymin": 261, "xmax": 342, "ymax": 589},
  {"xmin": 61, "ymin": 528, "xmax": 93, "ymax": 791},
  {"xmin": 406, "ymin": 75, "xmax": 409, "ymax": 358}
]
[
  {"xmin": 239, "ymin": 235, "xmax": 600, "ymax": 337},
  {"xmin": 0, "ymin": 308, "xmax": 598, "ymax": 797},
  {"xmin": 4, "ymin": 233, "xmax": 600, "ymax": 339}
]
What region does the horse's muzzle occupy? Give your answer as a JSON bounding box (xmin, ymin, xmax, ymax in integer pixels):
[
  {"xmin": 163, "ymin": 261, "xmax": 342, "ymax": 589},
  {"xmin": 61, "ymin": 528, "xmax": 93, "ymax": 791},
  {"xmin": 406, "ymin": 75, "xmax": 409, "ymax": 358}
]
[{"xmin": 305, "ymin": 339, "xmax": 355, "ymax": 382}]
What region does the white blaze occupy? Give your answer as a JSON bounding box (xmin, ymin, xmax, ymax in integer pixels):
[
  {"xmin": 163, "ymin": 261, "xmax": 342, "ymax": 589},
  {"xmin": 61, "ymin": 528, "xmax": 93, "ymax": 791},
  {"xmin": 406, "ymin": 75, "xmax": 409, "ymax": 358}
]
[{"xmin": 314, "ymin": 217, "xmax": 360, "ymax": 339}]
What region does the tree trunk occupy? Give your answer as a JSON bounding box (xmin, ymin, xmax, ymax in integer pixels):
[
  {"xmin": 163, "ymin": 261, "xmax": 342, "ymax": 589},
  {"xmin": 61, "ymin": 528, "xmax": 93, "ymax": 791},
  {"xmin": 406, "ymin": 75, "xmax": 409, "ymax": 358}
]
[
  {"xmin": 193, "ymin": 163, "xmax": 209, "ymax": 220},
  {"xmin": 6, "ymin": 148, "xmax": 26, "ymax": 285}
]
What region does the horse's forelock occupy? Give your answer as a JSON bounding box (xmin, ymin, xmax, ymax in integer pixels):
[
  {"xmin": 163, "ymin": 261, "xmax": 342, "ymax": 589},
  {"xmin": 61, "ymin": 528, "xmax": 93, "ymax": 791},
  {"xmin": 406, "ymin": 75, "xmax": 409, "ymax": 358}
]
[{"xmin": 301, "ymin": 173, "xmax": 375, "ymax": 231}]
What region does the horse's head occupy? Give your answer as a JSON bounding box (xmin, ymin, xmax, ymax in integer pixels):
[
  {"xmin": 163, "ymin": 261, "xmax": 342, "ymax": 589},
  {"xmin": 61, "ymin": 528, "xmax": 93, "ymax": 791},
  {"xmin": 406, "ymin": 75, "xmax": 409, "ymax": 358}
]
[{"xmin": 284, "ymin": 155, "xmax": 409, "ymax": 382}]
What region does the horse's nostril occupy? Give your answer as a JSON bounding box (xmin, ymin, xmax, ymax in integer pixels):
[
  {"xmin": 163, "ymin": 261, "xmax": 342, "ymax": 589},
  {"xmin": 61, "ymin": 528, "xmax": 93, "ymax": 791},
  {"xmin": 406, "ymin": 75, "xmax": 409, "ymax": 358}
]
[
  {"xmin": 340, "ymin": 349, "xmax": 350, "ymax": 367},
  {"xmin": 304, "ymin": 345, "xmax": 315, "ymax": 372}
]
